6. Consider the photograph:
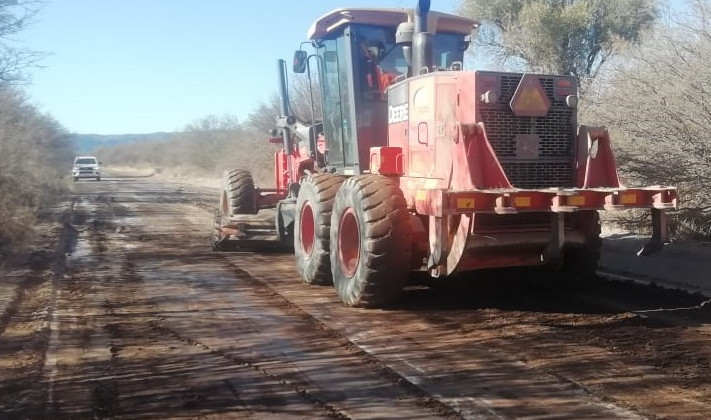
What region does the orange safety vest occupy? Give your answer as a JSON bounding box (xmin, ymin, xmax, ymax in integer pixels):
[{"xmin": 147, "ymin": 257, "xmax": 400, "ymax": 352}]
[{"xmin": 367, "ymin": 65, "xmax": 395, "ymax": 94}]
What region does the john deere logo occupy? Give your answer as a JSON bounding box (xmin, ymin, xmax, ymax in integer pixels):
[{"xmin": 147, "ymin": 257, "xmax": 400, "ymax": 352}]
[
  {"xmin": 388, "ymin": 103, "xmax": 409, "ymax": 124},
  {"xmin": 509, "ymin": 74, "xmax": 551, "ymax": 117}
]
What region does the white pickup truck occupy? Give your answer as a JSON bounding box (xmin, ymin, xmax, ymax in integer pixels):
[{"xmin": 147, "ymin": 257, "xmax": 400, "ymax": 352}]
[{"xmin": 72, "ymin": 156, "xmax": 101, "ymax": 181}]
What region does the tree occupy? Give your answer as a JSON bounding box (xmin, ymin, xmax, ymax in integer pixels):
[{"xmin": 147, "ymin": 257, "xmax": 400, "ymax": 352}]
[
  {"xmin": 245, "ymin": 74, "xmax": 322, "ymax": 137},
  {"xmin": 0, "ymin": 86, "xmax": 72, "ymax": 250},
  {"xmin": 584, "ymin": 0, "xmax": 711, "ymax": 238},
  {"xmin": 245, "ymin": 94, "xmax": 280, "ymax": 137},
  {"xmin": 289, "ymin": 74, "xmax": 322, "ymax": 124},
  {"xmin": 458, "ymin": 0, "xmax": 658, "ymax": 90},
  {"xmin": 0, "ymin": 0, "xmax": 46, "ymax": 85}
]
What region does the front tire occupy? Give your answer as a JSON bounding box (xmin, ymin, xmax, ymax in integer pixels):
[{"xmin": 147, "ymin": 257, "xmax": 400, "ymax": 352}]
[
  {"xmin": 330, "ymin": 175, "xmax": 412, "ymax": 308},
  {"xmin": 294, "ymin": 173, "xmax": 343, "ymax": 285},
  {"xmin": 220, "ymin": 169, "xmax": 257, "ymax": 216}
]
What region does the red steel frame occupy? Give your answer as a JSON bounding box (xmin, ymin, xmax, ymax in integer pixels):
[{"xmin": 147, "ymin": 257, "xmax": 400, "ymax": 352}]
[
  {"xmin": 254, "ymin": 141, "xmax": 319, "ymax": 210},
  {"xmin": 370, "ymin": 71, "xmax": 677, "ymax": 276}
]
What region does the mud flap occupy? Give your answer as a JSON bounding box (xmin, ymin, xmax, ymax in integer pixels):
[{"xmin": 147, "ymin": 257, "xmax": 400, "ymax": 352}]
[
  {"xmin": 427, "ymin": 215, "xmax": 473, "ymax": 277},
  {"xmin": 445, "ymin": 214, "xmax": 472, "ymax": 276},
  {"xmin": 211, "ymin": 209, "xmax": 228, "ymax": 251},
  {"xmin": 427, "ymin": 216, "xmax": 448, "ymax": 277},
  {"xmin": 637, "ymin": 208, "xmax": 669, "ymax": 256},
  {"xmin": 276, "ymin": 200, "xmax": 295, "ymax": 239},
  {"xmin": 542, "ymin": 213, "xmax": 565, "ymax": 264}
]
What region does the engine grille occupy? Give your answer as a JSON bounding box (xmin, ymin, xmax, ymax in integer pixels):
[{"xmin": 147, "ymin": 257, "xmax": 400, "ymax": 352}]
[{"xmin": 477, "ymin": 72, "xmax": 576, "ymax": 189}]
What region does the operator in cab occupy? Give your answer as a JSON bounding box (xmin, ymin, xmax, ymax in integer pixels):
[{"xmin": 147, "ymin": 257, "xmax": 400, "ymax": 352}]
[{"xmin": 360, "ymin": 38, "xmax": 396, "ymax": 99}]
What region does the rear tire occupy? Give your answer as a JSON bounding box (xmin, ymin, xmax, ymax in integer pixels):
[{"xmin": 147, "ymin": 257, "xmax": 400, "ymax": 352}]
[
  {"xmin": 330, "ymin": 175, "xmax": 412, "ymax": 308},
  {"xmin": 294, "ymin": 173, "xmax": 343, "ymax": 285},
  {"xmin": 221, "ymin": 169, "xmax": 256, "ymax": 216}
]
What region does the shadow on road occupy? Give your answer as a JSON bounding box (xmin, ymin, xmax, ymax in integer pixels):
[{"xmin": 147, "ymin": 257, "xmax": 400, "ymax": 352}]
[{"xmin": 395, "ymin": 266, "xmax": 709, "ymax": 318}]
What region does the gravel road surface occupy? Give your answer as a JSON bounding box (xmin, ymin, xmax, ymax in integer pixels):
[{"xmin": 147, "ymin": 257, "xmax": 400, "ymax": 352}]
[{"xmin": 1, "ymin": 172, "xmax": 710, "ymax": 419}]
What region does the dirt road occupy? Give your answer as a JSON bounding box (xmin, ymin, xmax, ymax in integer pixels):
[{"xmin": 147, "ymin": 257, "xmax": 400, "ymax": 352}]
[{"xmin": 1, "ymin": 173, "xmax": 710, "ymax": 419}]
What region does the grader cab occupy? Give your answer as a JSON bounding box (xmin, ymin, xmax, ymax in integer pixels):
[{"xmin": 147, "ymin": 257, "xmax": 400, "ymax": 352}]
[{"xmin": 212, "ymin": 0, "xmax": 677, "ymax": 307}]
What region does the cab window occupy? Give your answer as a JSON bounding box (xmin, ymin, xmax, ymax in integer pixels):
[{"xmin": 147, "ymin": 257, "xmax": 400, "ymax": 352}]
[
  {"xmin": 353, "ymin": 25, "xmax": 404, "ymax": 100},
  {"xmin": 432, "ymin": 32, "xmax": 467, "ymax": 69}
]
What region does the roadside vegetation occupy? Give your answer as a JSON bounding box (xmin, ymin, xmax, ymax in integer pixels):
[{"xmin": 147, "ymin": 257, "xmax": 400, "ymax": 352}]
[
  {"xmin": 93, "ymin": 79, "xmax": 318, "ymax": 187},
  {"xmin": 461, "ymin": 0, "xmax": 710, "ymax": 239},
  {"xmin": 585, "ymin": 0, "xmax": 711, "ymax": 239},
  {"xmin": 0, "ymin": 1, "xmax": 73, "ymax": 255},
  {"xmin": 93, "ymin": 111, "xmax": 279, "ymax": 186}
]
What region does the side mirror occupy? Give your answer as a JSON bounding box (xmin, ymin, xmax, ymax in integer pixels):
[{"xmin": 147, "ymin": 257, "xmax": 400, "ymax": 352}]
[
  {"xmin": 268, "ymin": 129, "xmax": 283, "ymax": 144},
  {"xmin": 293, "ymin": 50, "xmax": 307, "ymax": 74}
]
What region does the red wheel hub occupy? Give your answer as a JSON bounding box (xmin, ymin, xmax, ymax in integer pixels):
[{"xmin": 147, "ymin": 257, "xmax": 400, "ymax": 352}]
[
  {"xmin": 300, "ymin": 202, "xmax": 315, "ymax": 255},
  {"xmin": 338, "ymin": 208, "xmax": 360, "ymax": 277}
]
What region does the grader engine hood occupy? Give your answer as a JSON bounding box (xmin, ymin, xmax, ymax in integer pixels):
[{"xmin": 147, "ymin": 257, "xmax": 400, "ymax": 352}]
[
  {"xmin": 464, "ymin": 71, "xmax": 580, "ymax": 190},
  {"xmin": 385, "ymin": 70, "xmax": 579, "ymax": 192}
]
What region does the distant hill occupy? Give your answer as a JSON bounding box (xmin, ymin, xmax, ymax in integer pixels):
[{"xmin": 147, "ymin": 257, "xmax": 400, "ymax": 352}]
[{"xmin": 70, "ymin": 132, "xmax": 179, "ymax": 153}]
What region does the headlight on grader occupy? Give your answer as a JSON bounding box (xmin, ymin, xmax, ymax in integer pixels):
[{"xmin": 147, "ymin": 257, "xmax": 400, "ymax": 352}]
[
  {"xmin": 565, "ymin": 95, "xmax": 578, "ymax": 108},
  {"xmin": 480, "ymin": 90, "xmax": 498, "ymax": 104}
]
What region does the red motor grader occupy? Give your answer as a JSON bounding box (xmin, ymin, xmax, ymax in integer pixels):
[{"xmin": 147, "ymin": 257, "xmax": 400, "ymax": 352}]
[{"xmin": 212, "ymin": 0, "xmax": 677, "ymax": 307}]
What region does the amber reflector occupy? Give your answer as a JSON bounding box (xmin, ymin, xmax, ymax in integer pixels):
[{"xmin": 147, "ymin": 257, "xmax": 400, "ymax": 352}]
[{"xmin": 509, "ymin": 74, "xmax": 551, "ymax": 117}]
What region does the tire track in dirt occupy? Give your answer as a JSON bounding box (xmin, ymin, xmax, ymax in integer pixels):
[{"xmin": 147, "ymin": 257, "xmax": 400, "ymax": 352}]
[
  {"xmin": 87, "ymin": 200, "xmax": 122, "ymax": 419},
  {"xmin": 58, "ymin": 188, "xmax": 355, "ymax": 419},
  {"xmin": 406, "ymin": 276, "xmax": 711, "ymax": 419},
  {"xmin": 92, "ymin": 181, "xmax": 452, "ymax": 418},
  {"xmin": 43, "ymin": 195, "xmax": 129, "ymax": 418},
  {"xmin": 231, "ymin": 253, "xmax": 653, "ymax": 420},
  {"xmin": 211, "ymin": 252, "xmax": 474, "ymax": 419},
  {"xmin": 145, "ymin": 317, "xmax": 352, "ymax": 419},
  {"xmin": 118, "ymin": 243, "xmax": 449, "ymax": 419},
  {"xmin": 0, "ymin": 200, "xmax": 76, "ymax": 419}
]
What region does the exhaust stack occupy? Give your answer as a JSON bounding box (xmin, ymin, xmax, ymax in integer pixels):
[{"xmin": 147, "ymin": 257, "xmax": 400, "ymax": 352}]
[
  {"xmin": 412, "ymin": 0, "xmax": 433, "ymax": 74},
  {"xmin": 276, "ymin": 59, "xmax": 294, "ymax": 174}
]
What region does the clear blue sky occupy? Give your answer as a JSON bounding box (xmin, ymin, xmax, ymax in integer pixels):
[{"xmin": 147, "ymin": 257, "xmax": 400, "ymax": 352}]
[{"xmin": 21, "ymin": 0, "xmax": 460, "ymax": 135}]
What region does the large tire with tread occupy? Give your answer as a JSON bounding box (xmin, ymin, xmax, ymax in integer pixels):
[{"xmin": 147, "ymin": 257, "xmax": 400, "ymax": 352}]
[
  {"xmin": 220, "ymin": 169, "xmax": 257, "ymax": 216},
  {"xmin": 294, "ymin": 173, "xmax": 344, "ymax": 285},
  {"xmin": 330, "ymin": 175, "xmax": 412, "ymax": 308}
]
